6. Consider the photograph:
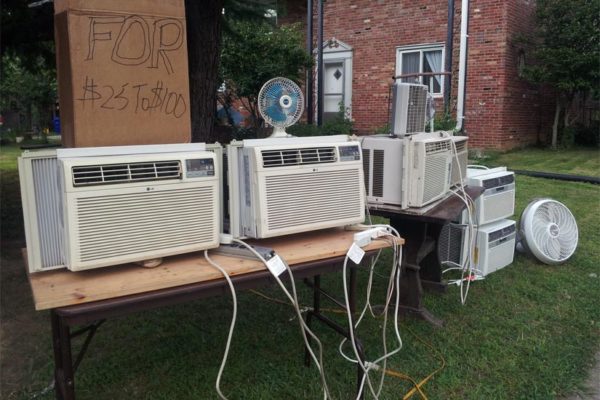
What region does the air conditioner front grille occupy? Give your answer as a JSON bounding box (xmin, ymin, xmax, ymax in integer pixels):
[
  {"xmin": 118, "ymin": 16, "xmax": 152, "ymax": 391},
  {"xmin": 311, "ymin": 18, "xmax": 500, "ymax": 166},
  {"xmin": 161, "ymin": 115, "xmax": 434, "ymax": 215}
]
[
  {"xmin": 261, "ymin": 147, "xmax": 336, "ymax": 168},
  {"xmin": 75, "ymin": 187, "xmax": 215, "ymax": 262},
  {"xmin": 425, "ymin": 140, "xmax": 452, "ymax": 155},
  {"xmin": 372, "ymin": 149, "xmax": 385, "ymax": 197},
  {"xmin": 422, "ymin": 154, "xmax": 449, "ymax": 204},
  {"xmin": 72, "ymin": 161, "xmax": 181, "ymax": 186},
  {"xmin": 264, "ymin": 169, "xmax": 363, "ymax": 230}
]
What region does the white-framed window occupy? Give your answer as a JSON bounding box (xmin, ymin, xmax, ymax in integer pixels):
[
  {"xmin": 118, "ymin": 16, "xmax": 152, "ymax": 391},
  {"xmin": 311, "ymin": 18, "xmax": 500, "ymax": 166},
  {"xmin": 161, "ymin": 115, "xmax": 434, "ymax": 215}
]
[{"xmin": 396, "ymin": 43, "xmax": 444, "ymax": 96}]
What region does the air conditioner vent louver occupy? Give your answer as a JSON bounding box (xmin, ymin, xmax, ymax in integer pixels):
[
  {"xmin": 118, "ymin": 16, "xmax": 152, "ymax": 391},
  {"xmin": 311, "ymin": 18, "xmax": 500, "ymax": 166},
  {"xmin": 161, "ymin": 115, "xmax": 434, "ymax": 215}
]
[
  {"xmin": 261, "ymin": 147, "xmax": 336, "ymax": 168},
  {"xmin": 406, "ymin": 85, "xmax": 428, "ymax": 133},
  {"xmin": 372, "ymin": 149, "xmax": 385, "ymax": 197},
  {"xmin": 72, "ymin": 161, "xmax": 181, "ymax": 186},
  {"xmin": 455, "ymin": 140, "xmax": 467, "ymax": 152},
  {"xmin": 425, "ymin": 140, "xmax": 452, "ymax": 154},
  {"xmin": 362, "ymin": 149, "xmax": 370, "ymax": 195},
  {"xmin": 482, "ymin": 174, "xmax": 515, "ymax": 189}
]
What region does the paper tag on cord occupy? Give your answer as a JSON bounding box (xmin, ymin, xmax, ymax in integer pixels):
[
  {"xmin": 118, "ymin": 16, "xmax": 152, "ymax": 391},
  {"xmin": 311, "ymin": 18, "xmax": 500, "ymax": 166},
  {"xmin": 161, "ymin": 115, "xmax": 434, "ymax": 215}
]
[
  {"xmin": 347, "ymin": 242, "xmax": 365, "ymax": 264},
  {"xmin": 266, "ymin": 254, "xmax": 287, "ymax": 277}
]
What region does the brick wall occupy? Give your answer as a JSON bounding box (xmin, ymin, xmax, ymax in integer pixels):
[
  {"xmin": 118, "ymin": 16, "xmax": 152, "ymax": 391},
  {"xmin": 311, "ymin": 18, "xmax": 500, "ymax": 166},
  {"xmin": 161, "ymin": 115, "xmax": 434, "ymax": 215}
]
[{"xmin": 287, "ymin": 0, "xmax": 553, "ymax": 149}]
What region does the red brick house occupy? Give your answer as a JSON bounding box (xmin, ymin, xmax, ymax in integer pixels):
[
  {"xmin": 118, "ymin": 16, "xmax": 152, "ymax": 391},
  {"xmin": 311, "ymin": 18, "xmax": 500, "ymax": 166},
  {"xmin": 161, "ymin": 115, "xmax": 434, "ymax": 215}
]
[{"xmin": 282, "ymin": 0, "xmax": 554, "ymax": 150}]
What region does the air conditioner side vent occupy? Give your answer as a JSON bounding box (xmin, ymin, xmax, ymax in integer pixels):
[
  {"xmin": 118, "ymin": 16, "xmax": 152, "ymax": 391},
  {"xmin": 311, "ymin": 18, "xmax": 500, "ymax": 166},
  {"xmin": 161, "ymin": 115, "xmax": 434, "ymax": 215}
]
[
  {"xmin": 455, "ymin": 140, "xmax": 467, "ymax": 152},
  {"xmin": 362, "ymin": 148, "xmax": 370, "ymax": 195},
  {"xmin": 72, "ymin": 160, "xmax": 181, "ymax": 186},
  {"xmin": 261, "ymin": 147, "xmax": 336, "ymax": 168},
  {"xmin": 372, "ymin": 149, "xmax": 385, "ymax": 197}
]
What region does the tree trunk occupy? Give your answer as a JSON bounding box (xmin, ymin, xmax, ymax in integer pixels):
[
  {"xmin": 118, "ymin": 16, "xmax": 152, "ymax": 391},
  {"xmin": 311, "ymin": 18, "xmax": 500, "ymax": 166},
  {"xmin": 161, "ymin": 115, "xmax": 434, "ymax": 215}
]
[
  {"xmin": 185, "ymin": 0, "xmax": 224, "ymax": 143},
  {"xmin": 551, "ymin": 96, "xmax": 561, "ymax": 149}
]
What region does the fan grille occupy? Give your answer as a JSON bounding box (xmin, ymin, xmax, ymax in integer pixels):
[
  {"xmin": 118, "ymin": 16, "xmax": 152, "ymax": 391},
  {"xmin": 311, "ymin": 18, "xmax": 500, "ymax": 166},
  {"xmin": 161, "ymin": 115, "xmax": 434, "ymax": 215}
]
[
  {"xmin": 258, "ymin": 77, "xmax": 305, "ymax": 129},
  {"xmin": 524, "ymin": 199, "xmax": 578, "ymax": 264}
]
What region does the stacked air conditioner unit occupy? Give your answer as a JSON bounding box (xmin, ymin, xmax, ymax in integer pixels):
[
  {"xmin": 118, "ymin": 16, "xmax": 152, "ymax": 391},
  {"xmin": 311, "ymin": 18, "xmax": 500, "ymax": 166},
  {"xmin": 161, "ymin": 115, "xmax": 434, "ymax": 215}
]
[
  {"xmin": 362, "ymin": 131, "xmax": 453, "ymax": 209},
  {"xmin": 464, "ymin": 167, "xmax": 515, "ymax": 225},
  {"xmin": 19, "ymin": 144, "xmax": 220, "ymax": 272},
  {"xmin": 438, "ymin": 218, "xmax": 516, "ymax": 277},
  {"xmin": 449, "ymin": 135, "xmax": 468, "ymax": 188},
  {"xmin": 390, "ymin": 82, "xmax": 428, "ymax": 136},
  {"xmin": 227, "ymin": 135, "xmax": 365, "ymax": 239},
  {"xmin": 438, "ymin": 166, "xmax": 516, "ymax": 277}
]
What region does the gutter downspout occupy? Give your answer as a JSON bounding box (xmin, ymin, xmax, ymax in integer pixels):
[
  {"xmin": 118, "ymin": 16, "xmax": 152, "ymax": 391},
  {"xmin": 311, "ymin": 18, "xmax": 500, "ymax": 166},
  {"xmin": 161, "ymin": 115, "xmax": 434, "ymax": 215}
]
[
  {"xmin": 316, "ymin": 0, "xmax": 324, "ymax": 126},
  {"xmin": 456, "ymin": 0, "xmax": 470, "ymax": 132},
  {"xmin": 306, "ymin": 0, "xmax": 314, "ymax": 124},
  {"xmin": 444, "ymin": 0, "xmax": 455, "ymax": 114}
]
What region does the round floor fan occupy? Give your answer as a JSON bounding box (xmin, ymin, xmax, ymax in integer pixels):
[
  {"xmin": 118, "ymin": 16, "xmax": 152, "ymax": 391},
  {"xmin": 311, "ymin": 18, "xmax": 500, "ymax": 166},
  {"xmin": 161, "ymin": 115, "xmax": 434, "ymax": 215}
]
[
  {"xmin": 517, "ymin": 198, "xmax": 578, "ymax": 265},
  {"xmin": 258, "ymin": 77, "xmax": 304, "ymax": 137}
]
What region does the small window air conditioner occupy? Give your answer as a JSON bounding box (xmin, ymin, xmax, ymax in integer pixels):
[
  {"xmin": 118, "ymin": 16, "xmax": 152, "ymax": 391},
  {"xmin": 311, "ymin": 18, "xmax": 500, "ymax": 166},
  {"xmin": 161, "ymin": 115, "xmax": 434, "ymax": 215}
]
[
  {"xmin": 362, "ymin": 131, "xmax": 452, "ymax": 209},
  {"xmin": 438, "ymin": 219, "xmax": 516, "ymax": 277},
  {"xmin": 19, "ymin": 144, "xmax": 220, "ymax": 272},
  {"xmin": 227, "ymin": 135, "xmax": 365, "ymax": 239},
  {"xmin": 465, "ymin": 167, "xmax": 515, "ymax": 225},
  {"xmin": 390, "ymin": 82, "xmax": 428, "ymax": 136},
  {"xmin": 450, "ymin": 136, "xmax": 468, "ymax": 188}
]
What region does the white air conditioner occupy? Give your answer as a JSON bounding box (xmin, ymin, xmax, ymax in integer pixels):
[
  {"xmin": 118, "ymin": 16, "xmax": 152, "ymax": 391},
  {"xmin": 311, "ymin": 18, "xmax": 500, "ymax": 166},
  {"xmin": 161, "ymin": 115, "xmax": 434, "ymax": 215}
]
[
  {"xmin": 465, "ymin": 167, "xmax": 515, "ymax": 225},
  {"xmin": 19, "ymin": 144, "xmax": 220, "ymax": 272},
  {"xmin": 227, "ymin": 135, "xmax": 365, "ymax": 239},
  {"xmin": 438, "ymin": 218, "xmax": 516, "ymax": 277},
  {"xmin": 474, "ymin": 219, "xmax": 516, "ymax": 276},
  {"xmin": 450, "ymin": 135, "xmax": 468, "ymax": 187},
  {"xmin": 362, "ymin": 131, "xmax": 452, "ymax": 209},
  {"xmin": 390, "ymin": 82, "xmax": 428, "ymax": 136}
]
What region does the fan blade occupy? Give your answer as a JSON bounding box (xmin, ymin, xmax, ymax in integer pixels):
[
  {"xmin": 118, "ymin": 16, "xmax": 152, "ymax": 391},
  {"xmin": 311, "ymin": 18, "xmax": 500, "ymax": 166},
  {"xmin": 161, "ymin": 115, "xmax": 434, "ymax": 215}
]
[
  {"xmin": 266, "ymin": 104, "xmax": 287, "ymax": 124},
  {"xmin": 265, "ymin": 85, "xmax": 284, "ymax": 101}
]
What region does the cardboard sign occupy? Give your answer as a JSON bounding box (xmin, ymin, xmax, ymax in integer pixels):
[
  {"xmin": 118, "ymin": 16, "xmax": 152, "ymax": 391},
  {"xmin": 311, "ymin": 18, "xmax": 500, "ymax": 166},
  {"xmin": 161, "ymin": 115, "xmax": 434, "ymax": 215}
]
[{"xmin": 54, "ymin": 0, "xmax": 191, "ymax": 147}]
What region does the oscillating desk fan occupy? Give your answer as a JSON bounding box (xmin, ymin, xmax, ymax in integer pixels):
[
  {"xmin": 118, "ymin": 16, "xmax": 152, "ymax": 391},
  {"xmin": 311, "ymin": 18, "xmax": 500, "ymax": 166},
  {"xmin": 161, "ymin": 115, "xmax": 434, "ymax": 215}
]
[
  {"xmin": 517, "ymin": 198, "xmax": 579, "ymax": 264},
  {"xmin": 258, "ymin": 77, "xmax": 304, "ymax": 137}
]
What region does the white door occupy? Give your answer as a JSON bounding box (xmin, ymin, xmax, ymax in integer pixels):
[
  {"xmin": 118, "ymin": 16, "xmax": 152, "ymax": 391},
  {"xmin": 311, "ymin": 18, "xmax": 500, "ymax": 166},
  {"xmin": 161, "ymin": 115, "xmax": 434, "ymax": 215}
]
[{"xmin": 323, "ymin": 61, "xmax": 344, "ymax": 121}]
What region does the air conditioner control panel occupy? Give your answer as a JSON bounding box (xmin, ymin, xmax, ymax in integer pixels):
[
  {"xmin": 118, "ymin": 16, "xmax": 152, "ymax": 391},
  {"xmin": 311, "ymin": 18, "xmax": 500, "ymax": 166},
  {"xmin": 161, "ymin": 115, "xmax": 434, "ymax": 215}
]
[
  {"xmin": 185, "ymin": 158, "xmax": 215, "ymax": 178},
  {"xmin": 339, "ymin": 145, "xmax": 361, "ymax": 161}
]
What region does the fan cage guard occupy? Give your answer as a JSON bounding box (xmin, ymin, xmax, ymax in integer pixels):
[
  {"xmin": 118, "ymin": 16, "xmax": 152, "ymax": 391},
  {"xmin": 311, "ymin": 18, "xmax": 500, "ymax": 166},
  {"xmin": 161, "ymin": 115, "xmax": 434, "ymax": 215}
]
[
  {"xmin": 258, "ymin": 77, "xmax": 305, "ymax": 129},
  {"xmin": 520, "ymin": 198, "xmax": 578, "ymax": 264}
]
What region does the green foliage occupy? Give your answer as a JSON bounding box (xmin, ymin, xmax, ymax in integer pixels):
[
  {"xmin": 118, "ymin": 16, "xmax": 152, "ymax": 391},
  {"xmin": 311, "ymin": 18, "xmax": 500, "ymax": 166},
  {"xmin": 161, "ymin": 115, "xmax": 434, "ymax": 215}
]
[
  {"xmin": 517, "ymin": 0, "xmax": 600, "ymax": 148},
  {"xmin": 373, "ymin": 123, "xmax": 391, "ymax": 135},
  {"xmin": 288, "ymin": 108, "xmax": 354, "ymax": 137},
  {"xmin": 520, "ymin": 0, "xmax": 599, "ymax": 94},
  {"xmin": 425, "ymin": 112, "xmax": 457, "ymax": 132},
  {"xmin": 0, "ymin": 52, "xmax": 56, "ymax": 132},
  {"xmin": 220, "ymin": 20, "xmax": 312, "ymax": 127},
  {"xmin": 573, "ymin": 122, "xmax": 600, "ymax": 147}
]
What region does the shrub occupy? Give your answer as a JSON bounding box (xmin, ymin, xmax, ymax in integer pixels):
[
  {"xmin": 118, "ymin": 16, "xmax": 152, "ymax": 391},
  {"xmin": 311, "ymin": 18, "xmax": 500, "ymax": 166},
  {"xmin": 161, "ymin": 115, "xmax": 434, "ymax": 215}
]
[{"xmin": 573, "ymin": 122, "xmax": 600, "ymax": 147}]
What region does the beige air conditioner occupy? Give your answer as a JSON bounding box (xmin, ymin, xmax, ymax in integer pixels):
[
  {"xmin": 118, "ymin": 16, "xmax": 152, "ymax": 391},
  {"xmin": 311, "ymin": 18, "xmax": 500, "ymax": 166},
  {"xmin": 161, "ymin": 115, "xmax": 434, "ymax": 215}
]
[
  {"xmin": 227, "ymin": 135, "xmax": 365, "ymax": 239},
  {"xmin": 20, "ymin": 144, "xmax": 220, "ymax": 272},
  {"xmin": 362, "ymin": 131, "xmax": 452, "ymax": 209}
]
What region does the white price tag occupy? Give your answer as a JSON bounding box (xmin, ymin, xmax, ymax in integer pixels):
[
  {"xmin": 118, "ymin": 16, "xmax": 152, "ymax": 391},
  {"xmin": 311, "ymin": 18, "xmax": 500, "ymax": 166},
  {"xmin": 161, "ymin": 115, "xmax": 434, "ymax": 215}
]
[
  {"xmin": 266, "ymin": 254, "xmax": 287, "ymax": 277},
  {"xmin": 347, "ymin": 242, "xmax": 365, "ymax": 264}
]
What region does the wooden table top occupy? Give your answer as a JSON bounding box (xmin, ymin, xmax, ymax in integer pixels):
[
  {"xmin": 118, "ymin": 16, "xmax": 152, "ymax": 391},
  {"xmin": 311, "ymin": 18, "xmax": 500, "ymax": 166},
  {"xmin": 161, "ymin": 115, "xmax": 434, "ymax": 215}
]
[{"xmin": 27, "ymin": 228, "xmax": 402, "ymax": 311}]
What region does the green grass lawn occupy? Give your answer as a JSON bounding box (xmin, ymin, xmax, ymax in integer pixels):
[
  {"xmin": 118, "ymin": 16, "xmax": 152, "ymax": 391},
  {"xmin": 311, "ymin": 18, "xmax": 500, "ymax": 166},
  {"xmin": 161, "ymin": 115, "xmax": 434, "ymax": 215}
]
[
  {"xmin": 475, "ymin": 146, "xmax": 600, "ymax": 177},
  {"xmin": 1, "ymin": 144, "xmax": 599, "ymax": 399}
]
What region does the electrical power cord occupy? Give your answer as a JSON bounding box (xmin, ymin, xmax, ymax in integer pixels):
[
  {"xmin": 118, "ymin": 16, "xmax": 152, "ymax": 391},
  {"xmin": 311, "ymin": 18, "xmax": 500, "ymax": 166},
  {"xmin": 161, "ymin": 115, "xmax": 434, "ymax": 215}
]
[
  {"xmin": 204, "ymin": 250, "xmax": 238, "ymax": 400},
  {"xmin": 231, "ymin": 239, "xmax": 332, "ymax": 400}
]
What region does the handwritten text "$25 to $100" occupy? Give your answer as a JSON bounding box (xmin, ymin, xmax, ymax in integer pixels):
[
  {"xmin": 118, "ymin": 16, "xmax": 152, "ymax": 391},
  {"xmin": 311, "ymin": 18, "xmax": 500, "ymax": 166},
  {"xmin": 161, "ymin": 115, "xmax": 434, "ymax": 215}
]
[{"xmin": 77, "ymin": 77, "xmax": 187, "ymax": 119}]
